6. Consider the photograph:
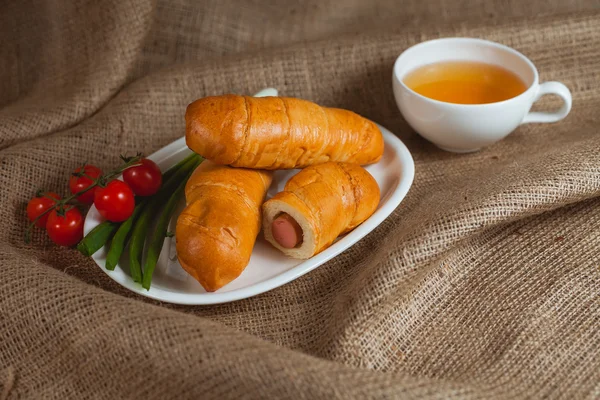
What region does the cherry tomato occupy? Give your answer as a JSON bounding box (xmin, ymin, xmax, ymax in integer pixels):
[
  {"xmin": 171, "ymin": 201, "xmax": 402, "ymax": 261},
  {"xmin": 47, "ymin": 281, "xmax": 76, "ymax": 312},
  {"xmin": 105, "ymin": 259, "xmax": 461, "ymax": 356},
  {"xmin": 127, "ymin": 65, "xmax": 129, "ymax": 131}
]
[
  {"xmin": 94, "ymin": 180, "xmax": 135, "ymax": 222},
  {"xmin": 46, "ymin": 207, "xmax": 84, "ymax": 246},
  {"xmin": 69, "ymin": 165, "xmax": 103, "ymax": 204},
  {"xmin": 26, "ymin": 192, "xmax": 61, "ymax": 228},
  {"xmin": 123, "ymin": 158, "xmax": 162, "ymax": 196}
]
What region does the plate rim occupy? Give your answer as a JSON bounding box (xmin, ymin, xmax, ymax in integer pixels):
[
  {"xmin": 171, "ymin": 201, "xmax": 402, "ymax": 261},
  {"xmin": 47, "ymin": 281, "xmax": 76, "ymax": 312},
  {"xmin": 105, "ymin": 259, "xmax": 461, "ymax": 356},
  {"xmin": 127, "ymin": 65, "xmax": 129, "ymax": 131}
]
[{"xmin": 86, "ymin": 117, "xmax": 415, "ymax": 305}]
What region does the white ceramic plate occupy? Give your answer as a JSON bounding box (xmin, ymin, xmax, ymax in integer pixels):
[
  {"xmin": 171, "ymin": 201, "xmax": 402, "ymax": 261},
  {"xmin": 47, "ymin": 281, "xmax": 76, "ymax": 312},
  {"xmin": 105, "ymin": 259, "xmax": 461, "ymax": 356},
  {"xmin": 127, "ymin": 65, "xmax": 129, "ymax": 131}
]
[{"xmin": 84, "ymin": 88, "xmax": 415, "ymax": 305}]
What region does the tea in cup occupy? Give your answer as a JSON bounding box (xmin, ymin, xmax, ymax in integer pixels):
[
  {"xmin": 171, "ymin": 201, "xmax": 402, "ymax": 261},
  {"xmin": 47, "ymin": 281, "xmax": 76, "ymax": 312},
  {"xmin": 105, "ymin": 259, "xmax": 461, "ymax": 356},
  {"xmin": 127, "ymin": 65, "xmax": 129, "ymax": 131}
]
[{"xmin": 392, "ymin": 38, "xmax": 572, "ymax": 153}]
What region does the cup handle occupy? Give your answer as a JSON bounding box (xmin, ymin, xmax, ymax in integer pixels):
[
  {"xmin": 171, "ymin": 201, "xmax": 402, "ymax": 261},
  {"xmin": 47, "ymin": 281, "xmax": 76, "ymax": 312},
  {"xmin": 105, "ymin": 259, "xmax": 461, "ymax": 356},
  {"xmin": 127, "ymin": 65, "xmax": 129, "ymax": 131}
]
[{"xmin": 521, "ymin": 82, "xmax": 572, "ymax": 124}]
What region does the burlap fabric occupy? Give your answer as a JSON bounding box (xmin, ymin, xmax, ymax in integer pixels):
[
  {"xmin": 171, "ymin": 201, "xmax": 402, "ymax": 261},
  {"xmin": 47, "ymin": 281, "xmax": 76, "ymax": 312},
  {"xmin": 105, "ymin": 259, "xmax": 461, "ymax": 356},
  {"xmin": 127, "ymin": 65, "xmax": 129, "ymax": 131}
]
[{"xmin": 1, "ymin": 0, "xmax": 599, "ymax": 398}]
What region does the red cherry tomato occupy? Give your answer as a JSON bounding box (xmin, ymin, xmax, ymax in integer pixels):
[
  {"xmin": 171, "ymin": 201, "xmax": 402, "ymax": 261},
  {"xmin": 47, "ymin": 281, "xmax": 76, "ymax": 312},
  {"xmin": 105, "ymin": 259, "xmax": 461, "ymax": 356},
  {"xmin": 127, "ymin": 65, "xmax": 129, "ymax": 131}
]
[
  {"xmin": 123, "ymin": 158, "xmax": 162, "ymax": 196},
  {"xmin": 46, "ymin": 207, "xmax": 84, "ymax": 246},
  {"xmin": 26, "ymin": 192, "xmax": 61, "ymax": 228},
  {"xmin": 94, "ymin": 180, "xmax": 135, "ymax": 222},
  {"xmin": 69, "ymin": 165, "xmax": 103, "ymax": 204}
]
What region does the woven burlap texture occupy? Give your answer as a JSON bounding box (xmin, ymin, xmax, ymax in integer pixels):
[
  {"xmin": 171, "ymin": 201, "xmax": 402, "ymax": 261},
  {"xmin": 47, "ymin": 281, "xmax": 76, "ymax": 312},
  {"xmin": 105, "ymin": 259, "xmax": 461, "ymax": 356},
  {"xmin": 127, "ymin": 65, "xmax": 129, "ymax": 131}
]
[{"xmin": 1, "ymin": 0, "xmax": 599, "ymax": 398}]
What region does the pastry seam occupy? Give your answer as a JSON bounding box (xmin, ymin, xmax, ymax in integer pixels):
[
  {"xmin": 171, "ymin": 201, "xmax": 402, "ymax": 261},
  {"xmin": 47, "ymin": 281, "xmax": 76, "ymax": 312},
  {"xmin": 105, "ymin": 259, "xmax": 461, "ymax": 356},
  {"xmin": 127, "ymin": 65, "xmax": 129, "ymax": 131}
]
[
  {"xmin": 269, "ymin": 97, "xmax": 291, "ymax": 169},
  {"xmin": 231, "ymin": 96, "xmax": 252, "ymax": 165},
  {"xmin": 337, "ymin": 163, "xmax": 360, "ymax": 227},
  {"xmin": 350, "ymin": 119, "xmax": 371, "ymax": 161},
  {"xmin": 178, "ymin": 214, "xmax": 237, "ymax": 248},
  {"xmin": 187, "ymin": 181, "xmax": 258, "ymax": 213}
]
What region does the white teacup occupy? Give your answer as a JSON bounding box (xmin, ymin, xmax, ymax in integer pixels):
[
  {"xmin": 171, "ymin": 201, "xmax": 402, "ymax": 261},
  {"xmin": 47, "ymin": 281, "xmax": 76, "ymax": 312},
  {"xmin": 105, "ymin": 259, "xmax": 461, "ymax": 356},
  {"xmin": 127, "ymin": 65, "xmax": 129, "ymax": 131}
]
[{"xmin": 392, "ymin": 38, "xmax": 572, "ymax": 153}]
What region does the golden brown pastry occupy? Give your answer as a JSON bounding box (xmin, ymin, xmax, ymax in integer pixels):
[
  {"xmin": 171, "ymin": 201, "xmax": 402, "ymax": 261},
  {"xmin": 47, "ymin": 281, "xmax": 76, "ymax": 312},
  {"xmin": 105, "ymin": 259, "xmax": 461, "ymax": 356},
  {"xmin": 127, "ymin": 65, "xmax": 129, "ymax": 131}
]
[
  {"xmin": 176, "ymin": 161, "xmax": 272, "ymax": 292},
  {"xmin": 262, "ymin": 162, "xmax": 380, "ymax": 259},
  {"xmin": 185, "ymin": 95, "xmax": 384, "ymax": 169}
]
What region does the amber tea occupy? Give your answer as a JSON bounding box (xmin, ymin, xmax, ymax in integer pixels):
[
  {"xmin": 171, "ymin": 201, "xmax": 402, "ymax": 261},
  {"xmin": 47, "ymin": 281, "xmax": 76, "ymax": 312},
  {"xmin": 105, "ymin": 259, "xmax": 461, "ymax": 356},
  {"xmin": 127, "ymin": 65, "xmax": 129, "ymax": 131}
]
[{"xmin": 403, "ymin": 61, "xmax": 528, "ymax": 104}]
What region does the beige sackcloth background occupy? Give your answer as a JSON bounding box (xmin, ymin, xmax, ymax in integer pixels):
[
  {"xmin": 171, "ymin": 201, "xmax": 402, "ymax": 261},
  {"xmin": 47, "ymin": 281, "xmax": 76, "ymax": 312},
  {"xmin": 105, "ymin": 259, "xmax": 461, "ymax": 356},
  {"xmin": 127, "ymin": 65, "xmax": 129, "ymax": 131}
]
[{"xmin": 1, "ymin": 0, "xmax": 599, "ymax": 398}]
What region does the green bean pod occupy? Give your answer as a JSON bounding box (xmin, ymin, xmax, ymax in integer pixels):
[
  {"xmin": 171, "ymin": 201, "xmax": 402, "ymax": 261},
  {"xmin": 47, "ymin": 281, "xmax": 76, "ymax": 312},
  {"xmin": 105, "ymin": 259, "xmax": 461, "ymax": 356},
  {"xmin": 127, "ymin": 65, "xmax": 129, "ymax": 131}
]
[
  {"xmin": 105, "ymin": 202, "xmax": 146, "ymax": 270},
  {"xmin": 162, "ymin": 152, "xmax": 198, "ymax": 182},
  {"xmin": 77, "ymin": 221, "xmax": 120, "ymax": 257}
]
